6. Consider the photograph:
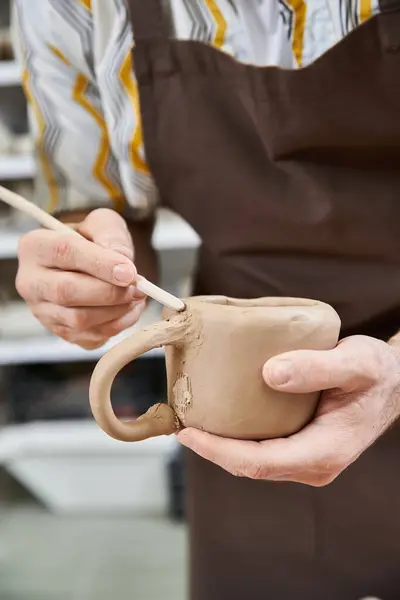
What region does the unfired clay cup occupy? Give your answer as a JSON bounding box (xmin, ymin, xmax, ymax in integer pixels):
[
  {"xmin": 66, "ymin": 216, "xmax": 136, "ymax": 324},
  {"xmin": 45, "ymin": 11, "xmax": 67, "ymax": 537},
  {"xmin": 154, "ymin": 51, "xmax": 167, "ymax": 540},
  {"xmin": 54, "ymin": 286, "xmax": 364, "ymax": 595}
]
[{"xmin": 89, "ymin": 296, "xmax": 341, "ymax": 442}]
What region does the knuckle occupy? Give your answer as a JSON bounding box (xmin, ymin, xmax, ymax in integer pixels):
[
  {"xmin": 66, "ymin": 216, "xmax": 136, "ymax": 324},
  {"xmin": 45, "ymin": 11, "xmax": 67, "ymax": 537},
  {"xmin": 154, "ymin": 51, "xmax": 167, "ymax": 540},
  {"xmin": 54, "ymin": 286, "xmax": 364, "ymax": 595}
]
[
  {"xmin": 245, "ymin": 462, "xmax": 268, "ymax": 481},
  {"xmin": 100, "ymin": 324, "xmax": 118, "ymax": 338},
  {"xmin": 16, "ymin": 269, "xmax": 47, "ymax": 303},
  {"xmin": 52, "ymin": 325, "xmax": 105, "ymax": 350},
  {"xmin": 66, "ymin": 309, "xmax": 90, "ymax": 332},
  {"xmin": 310, "ymin": 472, "xmax": 339, "ymax": 488},
  {"xmin": 55, "ymin": 278, "xmax": 75, "ymax": 306},
  {"xmin": 15, "ymin": 269, "xmax": 29, "ymax": 299},
  {"xmin": 52, "ymin": 236, "xmax": 75, "ymax": 266},
  {"xmin": 96, "ymin": 208, "xmax": 127, "ymax": 232},
  {"xmin": 227, "ymin": 460, "xmax": 267, "ymax": 480},
  {"xmin": 347, "ymin": 335, "xmax": 385, "ymax": 387},
  {"xmin": 104, "ymin": 285, "xmax": 123, "ymax": 305},
  {"xmin": 53, "ymin": 324, "xmax": 74, "ymax": 342},
  {"xmin": 370, "ymin": 345, "xmax": 389, "ymax": 382},
  {"xmin": 36, "ymin": 278, "xmax": 51, "ymax": 302},
  {"xmin": 320, "ymin": 455, "xmax": 343, "ymax": 475},
  {"xmin": 17, "ymin": 230, "xmax": 39, "ymax": 259},
  {"xmin": 80, "ymin": 338, "xmax": 107, "ymax": 350},
  {"xmin": 93, "ymin": 208, "xmax": 118, "ymax": 221},
  {"xmin": 17, "ymin": 236, "xmax": 29, "ymax": 260},
  {"xmin": 361, "ymin": 348, "xmax": 382, "ymax": 385},
  {"xmin": 30, "ymin": 305, "xmax": 44, "ymax": 322},
  {"xmin": 309, "ymin": 455, "xmax": 344, "ymax": 487},
  {"xmin": 101, "ymin": 319, "xmax": 124, "ymax": 338},
  {"xmin": 227, "ymin": 468, "xmax": 242, "ymax": 478}
]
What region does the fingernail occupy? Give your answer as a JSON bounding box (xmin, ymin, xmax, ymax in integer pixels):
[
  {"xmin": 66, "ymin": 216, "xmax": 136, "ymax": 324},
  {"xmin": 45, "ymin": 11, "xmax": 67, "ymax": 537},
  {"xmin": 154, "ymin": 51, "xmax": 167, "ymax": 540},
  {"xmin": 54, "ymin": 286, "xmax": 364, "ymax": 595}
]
[
  {"xmin": 129, "ymin": 285, "xmax": 146, "ymax": 299},
  {"xmin": 113, "ymin": 263, "xmax": 135, "ymax": 284},
  {"xmin": 110, "ymin": 245, "xmax": 134, "ymax": 260},
  {"xmin": 267, "ymin": 361, "xmax": 292, "ymax": 386},
  {"xmin": 129, "ymin": 285, "xmax": 138, "ymax": 297}
]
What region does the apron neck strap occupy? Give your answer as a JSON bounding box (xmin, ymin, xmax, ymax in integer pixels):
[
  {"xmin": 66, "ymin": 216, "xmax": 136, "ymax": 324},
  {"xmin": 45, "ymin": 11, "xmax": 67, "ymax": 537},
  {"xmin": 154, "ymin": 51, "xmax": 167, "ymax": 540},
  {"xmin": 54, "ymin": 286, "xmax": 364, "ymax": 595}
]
[
  {"xmin": 380, "ymin": 0, "xmax": 400, "ymax": 10},
  {"xmin": 126, "ymin": 0, "xmax": 170, "ymax": 41}
]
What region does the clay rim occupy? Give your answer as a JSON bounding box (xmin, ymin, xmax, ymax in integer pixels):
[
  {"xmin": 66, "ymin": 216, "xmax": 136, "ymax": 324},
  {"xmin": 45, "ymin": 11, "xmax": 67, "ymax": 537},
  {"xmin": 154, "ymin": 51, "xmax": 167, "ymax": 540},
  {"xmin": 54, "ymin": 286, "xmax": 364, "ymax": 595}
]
[
  {"xmin": 187, "ymin": 296, "xmax": 329, "ymax": 309},
  {"xmin": 163, "ymin": 297, "xmax": 341, "ymax": 328}
]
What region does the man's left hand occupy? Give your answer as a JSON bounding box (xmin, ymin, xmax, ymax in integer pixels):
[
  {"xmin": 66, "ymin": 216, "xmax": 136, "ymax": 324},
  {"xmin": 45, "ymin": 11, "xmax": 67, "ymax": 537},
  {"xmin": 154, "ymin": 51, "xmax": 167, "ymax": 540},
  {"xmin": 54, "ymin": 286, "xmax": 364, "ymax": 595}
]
[{"xmin": 177, "ymin": 335, "xmax": 400, "ymax": 486}]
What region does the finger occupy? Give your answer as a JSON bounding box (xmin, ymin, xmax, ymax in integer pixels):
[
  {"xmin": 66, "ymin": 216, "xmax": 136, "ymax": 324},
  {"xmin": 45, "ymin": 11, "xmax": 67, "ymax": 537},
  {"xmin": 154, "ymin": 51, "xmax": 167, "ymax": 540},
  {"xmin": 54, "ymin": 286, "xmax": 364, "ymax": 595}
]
[
  {"xmin": 22, "ymin": 229, "xmax": 136, "ymax": 287},
  {"xmin": 177, "ymin": 429, "xmax": 265, "ymax": 478},
  {"xmin": 96, "ymin": 300, "xmax": 146, "ymax": 337},
  {"xmin": 39, "ymin": 317, "xmax": 109, "ymax": 350},
  {"xmin": 58, "ymin": 331, "xmax": 108, "ymax": 351},
  {"xmin": 52, "ymin": 301, "xmax": 146, "ymax": 349},
  {"xmin": 18, "ymin": 268, "xmax": 139, "ymax": 307},
  {"xmin": 77, "ymin": 209, "xmax": 134, "ymax": 260},
  {"xmin": 177, "ymin": 428, "xmax": 306, "ymax": 481},
  {"xmin": 263, "ymin": 337, "xmax": 380, "ymax": 394},
  {"xmin": 178, "ymin": 421, "xmax": 350, "ymax": 485},
  {"xmin": 32, "ymin": 301, "xmax": 141, "ymax": 332}
]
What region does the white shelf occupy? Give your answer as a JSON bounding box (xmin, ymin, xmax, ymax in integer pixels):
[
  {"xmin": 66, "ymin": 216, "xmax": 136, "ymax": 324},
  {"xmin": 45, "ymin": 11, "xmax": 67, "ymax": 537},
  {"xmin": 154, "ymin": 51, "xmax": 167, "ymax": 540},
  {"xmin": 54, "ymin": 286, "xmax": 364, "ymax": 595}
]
[
  {"xmin": 0, "ymin": 333, "xmax": 164, "ymax": 366},
  {"xmin": 0, "ymin": 60, "xmax": 21, "ymax": 87},
  {"xmin": 0, "ymin": 229, "xmax": 23, "ymax": 258},
  {"xmin": 0, "ymin": 421, "xmax": 179, "ymax": 514},
  {"xmin": 0, "ymin": 154, "xmax": 35, "ymax": 180},
  {"xmin": 0, "ymin": 421, "xmax": 178, "ymax": 461},
  {"xmin": 0, "ymin": 208, "xmax": 200, "ymax": 259},
  {"xmin": 154, "ymin": 208, "xmax": 200, "ymax": 250},
  {"xmin": 0, "ymin": 301, "xmax": 164, "ymax": 366}
]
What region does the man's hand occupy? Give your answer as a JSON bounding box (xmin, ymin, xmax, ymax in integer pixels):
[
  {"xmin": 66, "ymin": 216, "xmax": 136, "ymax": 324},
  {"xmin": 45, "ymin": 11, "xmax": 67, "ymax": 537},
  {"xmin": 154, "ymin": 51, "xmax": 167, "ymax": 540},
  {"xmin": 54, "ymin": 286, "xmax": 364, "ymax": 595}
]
[
  {"xmin": 178, "ymin": 335, "xmax": 400, "ymax": 486},
  {"xmin": 16, "ymin": 208, "xmax": 146, "ymax": 350}
]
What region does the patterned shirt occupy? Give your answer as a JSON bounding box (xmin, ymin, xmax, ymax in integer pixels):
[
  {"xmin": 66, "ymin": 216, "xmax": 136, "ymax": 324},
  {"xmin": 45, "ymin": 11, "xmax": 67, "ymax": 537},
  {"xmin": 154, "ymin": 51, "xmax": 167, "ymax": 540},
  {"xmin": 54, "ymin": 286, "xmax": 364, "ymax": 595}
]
[{"xmin": 13, "ymin": 0, "xmax": 380, "ymax": 218}]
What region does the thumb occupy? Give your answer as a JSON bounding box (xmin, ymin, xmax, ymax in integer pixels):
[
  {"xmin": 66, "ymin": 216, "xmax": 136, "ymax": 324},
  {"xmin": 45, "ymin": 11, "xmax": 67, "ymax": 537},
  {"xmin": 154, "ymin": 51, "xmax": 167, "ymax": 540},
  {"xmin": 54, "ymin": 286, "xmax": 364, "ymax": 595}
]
[
  {"xmin": 263, "ymin": 337, "xmax": 377, "ymax": 394},
  {"xmin": 77, "ymin": 208, "xmax": 134, "ymax": 260}
]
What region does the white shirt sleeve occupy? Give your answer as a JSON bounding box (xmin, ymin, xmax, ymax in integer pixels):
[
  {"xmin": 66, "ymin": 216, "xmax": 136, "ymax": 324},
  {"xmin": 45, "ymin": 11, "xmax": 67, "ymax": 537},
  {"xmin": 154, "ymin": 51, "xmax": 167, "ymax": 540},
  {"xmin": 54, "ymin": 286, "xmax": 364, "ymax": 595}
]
[{"xmin": 12, "ymin": 0, "xmax": 155, "ymax": 219}]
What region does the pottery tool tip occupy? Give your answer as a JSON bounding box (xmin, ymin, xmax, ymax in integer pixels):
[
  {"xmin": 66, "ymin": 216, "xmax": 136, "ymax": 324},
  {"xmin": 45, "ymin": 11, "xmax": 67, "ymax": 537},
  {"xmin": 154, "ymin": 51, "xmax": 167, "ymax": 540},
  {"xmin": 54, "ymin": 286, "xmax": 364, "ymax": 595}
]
[{"xmin": 135, "ymin": 275, "xmax": 186, "ymax": 312}]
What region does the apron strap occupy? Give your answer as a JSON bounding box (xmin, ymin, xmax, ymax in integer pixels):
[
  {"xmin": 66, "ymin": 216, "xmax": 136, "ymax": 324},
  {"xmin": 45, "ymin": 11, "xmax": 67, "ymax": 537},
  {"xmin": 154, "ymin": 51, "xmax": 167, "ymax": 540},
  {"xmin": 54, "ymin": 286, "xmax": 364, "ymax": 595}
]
[
  {"xmin": 380, "ymin": 0, "xmax": 400, "ymax": 11},
  {"xmin": 379, "ymin": 0, "xmax": 400, "ymax": 50},
  {"xmin": 126, "ymin": 0, "xmax": 170, "ymax": 41}
]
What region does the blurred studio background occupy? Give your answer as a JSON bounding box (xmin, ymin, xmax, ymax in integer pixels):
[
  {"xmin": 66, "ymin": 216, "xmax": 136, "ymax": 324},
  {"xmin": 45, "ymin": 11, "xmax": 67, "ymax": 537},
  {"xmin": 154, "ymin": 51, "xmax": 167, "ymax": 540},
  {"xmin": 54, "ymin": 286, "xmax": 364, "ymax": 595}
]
[{"xmin": 0, "ymin": 1, "xmax": 200, "ymax": 597}]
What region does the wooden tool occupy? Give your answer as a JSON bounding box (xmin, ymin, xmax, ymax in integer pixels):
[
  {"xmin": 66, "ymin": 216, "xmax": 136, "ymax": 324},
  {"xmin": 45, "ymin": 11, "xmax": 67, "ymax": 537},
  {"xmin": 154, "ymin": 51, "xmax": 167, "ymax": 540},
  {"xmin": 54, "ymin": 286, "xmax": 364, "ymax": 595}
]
[{"xmin": 0, "ymin": 184, "xmax": 186, "ymax": 312}]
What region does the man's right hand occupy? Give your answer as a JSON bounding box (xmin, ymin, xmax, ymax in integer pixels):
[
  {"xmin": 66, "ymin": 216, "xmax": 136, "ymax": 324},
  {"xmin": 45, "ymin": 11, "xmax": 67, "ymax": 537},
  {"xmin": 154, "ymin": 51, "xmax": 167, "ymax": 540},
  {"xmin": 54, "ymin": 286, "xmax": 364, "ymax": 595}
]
[{"xmin": 16, "ymin": 208, "xmax": 147, "ymax": 350}]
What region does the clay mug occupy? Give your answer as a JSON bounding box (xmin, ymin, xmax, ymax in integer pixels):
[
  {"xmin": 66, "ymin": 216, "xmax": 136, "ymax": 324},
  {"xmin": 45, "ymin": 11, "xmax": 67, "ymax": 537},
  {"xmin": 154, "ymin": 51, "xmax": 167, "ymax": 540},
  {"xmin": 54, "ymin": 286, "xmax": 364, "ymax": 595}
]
[{"xmin": 89, "ymin": 296, "xmax": 341, "ymax": 443}]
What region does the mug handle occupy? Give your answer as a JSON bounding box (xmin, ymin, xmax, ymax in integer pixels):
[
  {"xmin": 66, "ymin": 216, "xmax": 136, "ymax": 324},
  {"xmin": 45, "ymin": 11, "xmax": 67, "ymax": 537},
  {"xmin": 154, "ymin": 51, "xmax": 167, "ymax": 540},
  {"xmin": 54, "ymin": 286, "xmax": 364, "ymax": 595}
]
[{"xmin": 89, "ymin": 314, "xmax": 188, "ymax": 442}]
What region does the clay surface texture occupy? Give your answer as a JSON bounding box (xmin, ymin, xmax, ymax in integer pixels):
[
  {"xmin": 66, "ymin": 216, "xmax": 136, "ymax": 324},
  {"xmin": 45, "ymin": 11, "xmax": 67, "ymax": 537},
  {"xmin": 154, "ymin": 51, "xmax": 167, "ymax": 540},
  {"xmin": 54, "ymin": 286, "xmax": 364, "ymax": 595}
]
[
  {"xmin": 89, "ymin": 296, "xmax": 341, "ymax": 442},
  {"xmin": 163, "ymin": 297, "xmax": 341, "ymax": 440}
]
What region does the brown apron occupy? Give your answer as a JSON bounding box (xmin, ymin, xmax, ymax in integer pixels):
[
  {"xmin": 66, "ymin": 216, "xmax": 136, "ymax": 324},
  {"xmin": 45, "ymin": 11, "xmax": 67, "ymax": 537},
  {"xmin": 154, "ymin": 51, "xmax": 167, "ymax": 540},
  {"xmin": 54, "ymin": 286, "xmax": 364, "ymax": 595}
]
[{"xmin": 127, "ymin": 1, "xmax": 400, "ymax": 598}]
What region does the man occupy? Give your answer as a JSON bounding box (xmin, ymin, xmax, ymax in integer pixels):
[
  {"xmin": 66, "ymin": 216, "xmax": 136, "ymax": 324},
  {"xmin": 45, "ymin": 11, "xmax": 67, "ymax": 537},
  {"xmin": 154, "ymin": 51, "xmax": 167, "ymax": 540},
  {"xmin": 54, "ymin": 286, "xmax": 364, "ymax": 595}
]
[{"xmin": 13, "ymin": 1, "xmax": 400, "ymax": 599}]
